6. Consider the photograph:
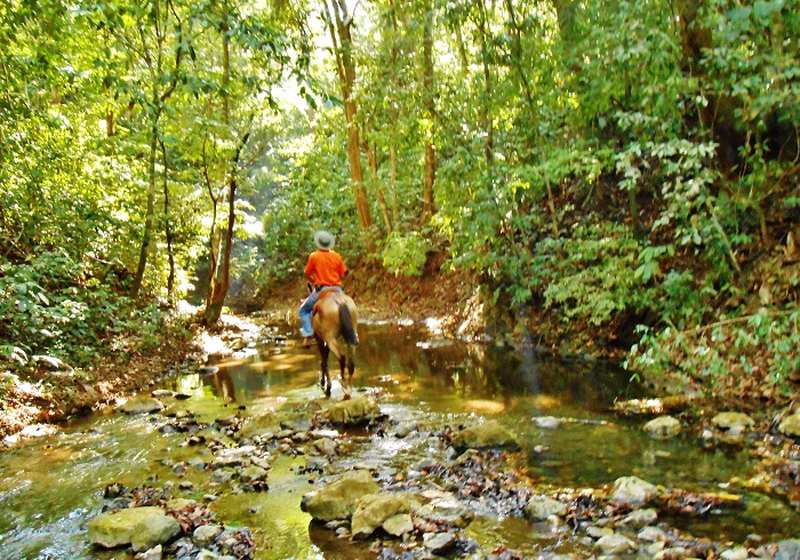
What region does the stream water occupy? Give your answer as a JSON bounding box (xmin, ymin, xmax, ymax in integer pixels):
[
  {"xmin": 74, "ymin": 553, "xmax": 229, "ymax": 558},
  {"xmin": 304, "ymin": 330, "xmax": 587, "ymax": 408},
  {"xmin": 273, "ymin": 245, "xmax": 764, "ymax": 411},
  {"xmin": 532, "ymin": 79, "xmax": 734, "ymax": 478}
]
[{"xmin": 1, "ymin": 320, "xmax": 798, "ymax": 559}]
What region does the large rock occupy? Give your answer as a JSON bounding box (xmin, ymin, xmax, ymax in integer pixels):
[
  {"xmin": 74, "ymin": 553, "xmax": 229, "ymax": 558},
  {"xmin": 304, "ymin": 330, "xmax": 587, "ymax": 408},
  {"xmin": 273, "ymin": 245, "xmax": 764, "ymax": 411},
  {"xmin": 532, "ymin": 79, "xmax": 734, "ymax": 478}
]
[
  {"xmin": 609, "ymin": 476, "xmax": 658, "ymax": 505},
  {"xmin": 350, "ymin": 493, "xmax": 419, "ymax": 538},
  {"xmin": 300, "ymin": 470, "xmax": 379, "ymax": 522},
  {"xmin": 323, "ymin": 398, "xmax": 382, "ymax": 426},
  {"xmin": 120, "ymin": 397, "xmax": 164, "ymax": 415},
  {"xmin": 779, "ymin": 414, "xmax": 800, "ymax": 438},
  {"xmin": 643, "ymin": 416, "xmax": 681, "ymax": 439},
  {"xmin": 88, "ymin": 507, "xmax": 180, "ymax": 551},
  {"xmin": 777, "ymin": 539, "xmax": 800, "ymax": 560},
  {"xmin": 712, "ymin": 412, "xmax": 754, "ymax": 431},
  {"xmin": 524, "ymin": 495, "xmax": 567, "ymax": 520},
  {"xmin": 452, "ymin": 420, "xmax": 519, "ymax": 450}
]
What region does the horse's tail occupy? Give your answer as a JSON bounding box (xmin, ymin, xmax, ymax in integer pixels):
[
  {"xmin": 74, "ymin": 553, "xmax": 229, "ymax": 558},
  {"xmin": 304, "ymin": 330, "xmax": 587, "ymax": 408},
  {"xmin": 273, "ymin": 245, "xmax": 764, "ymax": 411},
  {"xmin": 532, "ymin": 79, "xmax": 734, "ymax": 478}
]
[{"xmin": 338, "ymin": 303, "xmax": 359, "ymax": 346}]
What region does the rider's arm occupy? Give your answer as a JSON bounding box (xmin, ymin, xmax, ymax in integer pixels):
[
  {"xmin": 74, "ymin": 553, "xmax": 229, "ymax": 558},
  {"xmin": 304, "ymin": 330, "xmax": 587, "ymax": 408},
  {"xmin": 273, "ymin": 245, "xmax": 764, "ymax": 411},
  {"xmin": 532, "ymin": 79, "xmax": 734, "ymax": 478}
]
[{"xmin": 304, "ymin": 254, "xmax": 316, "ymax": 283}]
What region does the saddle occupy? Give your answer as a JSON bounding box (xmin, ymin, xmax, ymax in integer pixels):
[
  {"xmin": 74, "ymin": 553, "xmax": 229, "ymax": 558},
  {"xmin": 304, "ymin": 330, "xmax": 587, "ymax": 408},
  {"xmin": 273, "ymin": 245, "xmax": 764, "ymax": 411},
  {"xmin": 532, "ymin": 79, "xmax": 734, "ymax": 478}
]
[{"xmin": 312, "ymin": 287, "xmax": 343, "ymax": 315}]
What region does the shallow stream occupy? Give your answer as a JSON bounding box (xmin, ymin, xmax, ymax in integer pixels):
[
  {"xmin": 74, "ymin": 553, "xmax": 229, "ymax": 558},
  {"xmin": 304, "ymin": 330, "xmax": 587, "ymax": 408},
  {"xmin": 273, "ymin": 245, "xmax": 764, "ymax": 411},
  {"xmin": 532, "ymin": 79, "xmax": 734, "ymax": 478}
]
[{"xmin": 1, "ymin": 321, "xmax": 798, "ymax": 559}]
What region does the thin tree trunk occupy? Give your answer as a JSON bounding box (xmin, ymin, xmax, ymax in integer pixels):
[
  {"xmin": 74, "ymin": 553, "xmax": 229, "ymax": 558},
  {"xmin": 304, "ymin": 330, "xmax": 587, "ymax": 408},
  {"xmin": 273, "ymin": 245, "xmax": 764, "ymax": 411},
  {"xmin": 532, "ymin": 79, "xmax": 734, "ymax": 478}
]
[
  {"xmin": 475, "ymin": 0, "xmax": 494, "ymax": 165},
  {"xmin": 160, "ymin": 139, "xmax": 176, "ymax": 296},
  {"xmin": 389, "ymin": 146, "xmax": 400, "ymax": 226},
  {"xmin": 545, "ymin": 180, "xmax": 559, "ymax": 238},
  {"xmin": 504, "ymin": 0, "xmax": 534, "ymax": 110},
  {"xmin": 204, "ymin": 129, "xmax": 251, "ymax": 325},
  {"xmin": 201, "ymin": 141, "xmax": 220, "ymax": 310},
  {"xmin": 106, "ymin": 110, "xmax": 114, "ymax": 137},
  {"xmin": 366, "ymin": 143, "xmax": 393, "ymax": 233},
  {"xmin": 132, "ymin": 117, "xmax": 159, "ymax": 297},
  {"xmin": 421, "ymin": 3, "xmax": 436, "ymax": 217},
  {"xmin": 454, "ymin": 22, "xmax": 469, "ymax": 75}
]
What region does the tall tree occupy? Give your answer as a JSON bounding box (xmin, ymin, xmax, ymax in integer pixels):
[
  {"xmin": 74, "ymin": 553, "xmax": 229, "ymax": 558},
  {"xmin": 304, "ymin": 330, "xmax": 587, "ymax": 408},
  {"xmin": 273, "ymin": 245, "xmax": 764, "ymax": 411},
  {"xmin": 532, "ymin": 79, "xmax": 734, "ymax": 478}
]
[
  {"xmin": 130, "ymin": 0, "xmax": 186, "ymax": 297},
  {"xmin": 420, "ymin": 0, "xmax": 437, "ymax": 217},
  {"xmin": 321, "ymin": 0, "xmax": 373, "ymax": 231}
]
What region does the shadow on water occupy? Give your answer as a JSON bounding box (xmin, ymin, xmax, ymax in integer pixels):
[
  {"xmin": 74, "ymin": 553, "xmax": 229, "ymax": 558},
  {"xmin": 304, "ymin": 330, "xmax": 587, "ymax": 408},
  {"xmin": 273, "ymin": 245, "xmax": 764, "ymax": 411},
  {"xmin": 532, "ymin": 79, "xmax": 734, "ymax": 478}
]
[{"xmin": 1, "ymin": 321, "xmax": 798, "ymax": 559}]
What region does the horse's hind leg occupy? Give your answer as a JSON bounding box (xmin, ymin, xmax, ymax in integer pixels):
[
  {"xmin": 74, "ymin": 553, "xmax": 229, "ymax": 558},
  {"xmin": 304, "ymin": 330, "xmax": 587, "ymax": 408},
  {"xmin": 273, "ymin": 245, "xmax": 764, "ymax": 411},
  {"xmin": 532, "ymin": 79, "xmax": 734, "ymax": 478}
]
[
  {"xmin": 338, "ymin": 354, "xmax": 351, "ymax": 400},
  {"xmin": 316, "ymin": 336, "xmax": 331, "ymax": 398}
]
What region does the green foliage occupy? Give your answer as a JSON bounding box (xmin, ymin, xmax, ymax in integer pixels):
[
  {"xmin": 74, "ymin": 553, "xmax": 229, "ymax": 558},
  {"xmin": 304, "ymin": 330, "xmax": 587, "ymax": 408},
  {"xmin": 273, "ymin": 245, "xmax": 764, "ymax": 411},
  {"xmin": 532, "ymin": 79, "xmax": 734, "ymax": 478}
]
[
  {"xmin": 381, "ymin": 232, "xmax": 430, "ymax": 277},
  {"xmin": 628, "ymin": 308, "xmax": 800, "ymax": 396},
  {"xmin": 0, "ymin": 252, "xmax": 167, "ymax": 366}
]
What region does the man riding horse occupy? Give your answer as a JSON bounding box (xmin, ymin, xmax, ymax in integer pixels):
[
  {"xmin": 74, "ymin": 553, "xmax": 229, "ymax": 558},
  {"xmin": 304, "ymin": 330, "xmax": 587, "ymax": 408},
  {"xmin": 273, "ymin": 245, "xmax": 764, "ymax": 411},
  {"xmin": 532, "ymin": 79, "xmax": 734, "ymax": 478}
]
[{"xmin": 299, "ymin": 230, "xmax": 359, "ymax": 399}]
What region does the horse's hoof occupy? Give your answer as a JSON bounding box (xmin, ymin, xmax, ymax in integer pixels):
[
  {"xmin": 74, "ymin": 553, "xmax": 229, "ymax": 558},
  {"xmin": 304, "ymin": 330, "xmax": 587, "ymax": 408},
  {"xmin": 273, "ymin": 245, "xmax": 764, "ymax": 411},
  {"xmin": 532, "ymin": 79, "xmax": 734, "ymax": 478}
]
[{"xmin": 342, "ymin": 393, "xmax": 351, "ymax": 401}]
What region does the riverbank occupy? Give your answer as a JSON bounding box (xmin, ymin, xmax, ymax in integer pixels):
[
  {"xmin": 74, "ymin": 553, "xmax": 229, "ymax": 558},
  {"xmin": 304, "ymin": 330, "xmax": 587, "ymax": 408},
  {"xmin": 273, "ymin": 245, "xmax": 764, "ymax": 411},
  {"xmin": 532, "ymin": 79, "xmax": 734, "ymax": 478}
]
[{"xmin": 0, "ymin": 313, "xmax": 271, "ymax": 443}]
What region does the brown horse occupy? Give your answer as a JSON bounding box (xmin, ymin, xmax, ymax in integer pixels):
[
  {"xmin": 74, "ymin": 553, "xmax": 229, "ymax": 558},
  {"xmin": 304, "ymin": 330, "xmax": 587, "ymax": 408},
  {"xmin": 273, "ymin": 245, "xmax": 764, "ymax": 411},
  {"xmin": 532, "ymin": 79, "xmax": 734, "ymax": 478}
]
[{"xmin": 312, "ymin": 289, "xmax": 359, "ymax": 399}]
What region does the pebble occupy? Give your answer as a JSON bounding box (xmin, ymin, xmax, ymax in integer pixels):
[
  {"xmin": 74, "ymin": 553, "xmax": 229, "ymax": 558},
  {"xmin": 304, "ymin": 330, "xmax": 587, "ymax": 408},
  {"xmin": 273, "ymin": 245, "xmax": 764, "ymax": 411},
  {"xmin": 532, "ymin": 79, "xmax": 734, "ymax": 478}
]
[
  {"xmin": 620, "ymin": 508, "xmax": 657, "ymax": 528},
  {"xmin": 586, "ymin": 526, "xmax": 613, "ymax": 539},
  {"xmin": 135, "ymin": 545, "xmax": 163, "ymax": 560},
  {"xmin": 192, "ymin": 524, "xmax": 222, "ymax": 546},
  {"xmin": 720, "ymin": 548, "xmax": 749, "ymax": 560},
  {"xmin": 654, "ymin": 546, "xmax": 688, "ymax": 560},
  {"xmin": 594, "ymin": 534, "xmax": 635, "ymax": 554},
  {"xmin": 638, "ymin": 526, "xmax": 668, "ymax": 542},
  {"xmin": 534, "ymin": 416, "xmax": 561, "ymax": 429}
]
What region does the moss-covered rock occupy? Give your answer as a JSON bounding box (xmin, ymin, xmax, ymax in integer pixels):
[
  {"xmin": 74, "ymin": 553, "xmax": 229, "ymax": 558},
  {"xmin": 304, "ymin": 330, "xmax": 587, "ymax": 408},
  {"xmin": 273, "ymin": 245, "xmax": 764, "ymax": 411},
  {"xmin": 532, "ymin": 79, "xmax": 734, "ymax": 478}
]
[
  {"xmin": 351, "ymin": 493, "xmax": 420, "ymax": 538},
  {"xmin": 322, "ymin": 398, "xmax": 382, "ymax": 426},
  {"xmin": 779, "ymin": 414, "xmax": 800, "ymax": 438},
  {"xmin": 452, "ymin": 420, "xmax": 519, "ymax": 450},
  {"xmin": 712, "ymin": 412, "xmax": 754, "ymax": 431},
  {"xmin": 609, "ymin": 476, "xmax": 658, "ymax": 505},
  {"xmin": 88, "ymin": 506, "xmax": 180, "ymax": 551},
  {"xmin": 119, "ymin": 397, "xmax": 164, "ymax": 414},
  {"xmin": 524, "ymin": 495, "xmax": 568, "ymax": 520},
  {"xmin": 643, "ymin": 415, "xmax": 681, "ymax": 439},
  {"xmin": 300, "ymin": 470, "xmax": 379, "ymax": 522}
]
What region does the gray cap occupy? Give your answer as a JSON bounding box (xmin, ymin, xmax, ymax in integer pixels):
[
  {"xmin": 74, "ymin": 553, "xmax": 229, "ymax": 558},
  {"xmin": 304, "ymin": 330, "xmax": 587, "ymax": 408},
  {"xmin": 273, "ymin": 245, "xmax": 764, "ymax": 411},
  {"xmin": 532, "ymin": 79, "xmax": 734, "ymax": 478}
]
[{"xmin": 314, "ymin": 230, "xmax": 335, "ymax": 250}]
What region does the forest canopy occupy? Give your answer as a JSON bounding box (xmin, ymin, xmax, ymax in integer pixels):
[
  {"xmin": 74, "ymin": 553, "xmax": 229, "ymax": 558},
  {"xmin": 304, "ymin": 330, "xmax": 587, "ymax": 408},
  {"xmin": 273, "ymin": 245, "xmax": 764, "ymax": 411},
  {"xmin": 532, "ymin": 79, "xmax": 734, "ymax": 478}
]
[{"xmin": 2, "ymin": 0, "xmax": 799, "ymax": 396}]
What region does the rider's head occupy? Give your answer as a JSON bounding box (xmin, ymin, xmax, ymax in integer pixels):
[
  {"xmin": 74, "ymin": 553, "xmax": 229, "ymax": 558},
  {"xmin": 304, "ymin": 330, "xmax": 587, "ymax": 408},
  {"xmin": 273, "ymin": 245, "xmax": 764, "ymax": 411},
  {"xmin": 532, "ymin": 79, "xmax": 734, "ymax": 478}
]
[{"xmin": 314, "ymin": 230, "xmax": 335, "ymax": 251}]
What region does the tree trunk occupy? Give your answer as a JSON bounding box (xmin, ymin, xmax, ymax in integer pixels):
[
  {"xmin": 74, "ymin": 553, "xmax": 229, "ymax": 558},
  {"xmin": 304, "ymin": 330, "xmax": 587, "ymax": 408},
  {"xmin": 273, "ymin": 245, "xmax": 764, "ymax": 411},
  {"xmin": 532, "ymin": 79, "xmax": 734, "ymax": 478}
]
[
  {"xmin": 421, "ymin": 3, "xmax": 437, "ymax": 217},
  {"xmin": 202, "ymin": 142, "xmax": 220, "ymax": 311},
  {"xmin": 203, "ymin": 22, "xmax": 244, "ymax": 326},
  {"xmin": 673, "ymin": 0, "xmax": 741, "ymax": 175},
  {"xmin": 366, "ymin": 144, "xmax": 393, "ymax": 233},
  {"xmin": 475, "ymin": 0, "xmax": 494, "ymax": 166},
  {"xmin": 132, "ymin": 118, "xmax": 159, "ymax": 297},
  {"xmin": 504, "ymin": 0, "xmax": 534, "ymax": 110},
  {"xmin": 106, "ymin": 110, "xmax": 114, "ymax": 137},
  {"xmin": 204, "ymin": 172, "xmax": 237, "ymax": 325},
  {"xmin": 160, "ymin": 139, "xmax": 176, "ymax": 296},
  {"xmin": 204, "ymin": 130, "xmax": 251, "ymax": 325},
  {"xmin": 389, "ymin": 146, "xmax": 400, "ymax": 226},
  {"xmin": 454, "ymin": 22, "xmax": 469, "ymax": 75},
  {"xmin": 323, "ymin": 0, "xmax": 373, "ymax": 231}
]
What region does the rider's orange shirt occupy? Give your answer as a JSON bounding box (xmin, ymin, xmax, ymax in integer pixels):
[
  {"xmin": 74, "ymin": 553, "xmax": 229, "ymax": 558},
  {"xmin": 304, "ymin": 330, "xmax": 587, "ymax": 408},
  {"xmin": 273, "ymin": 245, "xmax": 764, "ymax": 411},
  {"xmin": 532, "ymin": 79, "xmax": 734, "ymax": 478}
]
[{"xmin": 304, "ymin": 250, "xmax": 347, "ymax": 286}]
